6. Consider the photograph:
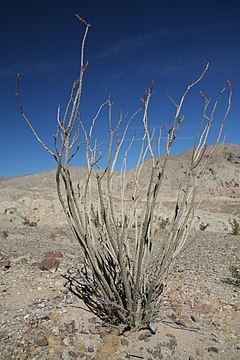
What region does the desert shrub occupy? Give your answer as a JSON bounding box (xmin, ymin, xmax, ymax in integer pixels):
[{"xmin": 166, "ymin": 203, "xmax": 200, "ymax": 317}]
[
  {"xmin": 22, "ymin": 217, "xmax": 38, "ymax": 227},
  {"xmin": 199, "ymin": 222, "xmax": 209, "ymax": 231},
  {"xmin": 228, "ymin": 261, "xmax": 240, "ymax": 287},
  {"xmin": 228, "ymin": 218, "xmax": 240, "ymax": 235},
  {"xmin": 159, "ymin": 217, "xmax": 170, "ymax": 230},
  {"xmin": 16, "ymin": 15, "xmax": 232, "ymax": 331}
]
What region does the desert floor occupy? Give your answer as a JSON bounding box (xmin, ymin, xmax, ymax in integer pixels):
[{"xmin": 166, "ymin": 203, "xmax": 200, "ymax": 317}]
[{"xmin": 1, "ymin": 224, "xmax": 239, "ymax": 360}]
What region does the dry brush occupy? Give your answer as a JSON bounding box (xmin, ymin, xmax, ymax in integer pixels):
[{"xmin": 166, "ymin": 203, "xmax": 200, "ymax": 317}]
[{"xmin": 16, "ymin": 15, "xmax": 232, "ymax": 331}]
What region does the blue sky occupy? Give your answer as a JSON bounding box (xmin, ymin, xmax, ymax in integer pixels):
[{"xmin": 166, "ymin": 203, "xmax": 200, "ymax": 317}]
[{"xmin": 1, "ymin": 0, "xmax": 239, "ymax": 176}]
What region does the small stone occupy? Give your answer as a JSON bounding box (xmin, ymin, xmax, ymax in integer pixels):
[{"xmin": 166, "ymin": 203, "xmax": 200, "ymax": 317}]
[
  {"xmin": 0, "ymin": 330, "xmax": 8, "ymax": 340},
  {"xmin": 0, "ymin": 230, "xmax": 9, "ymax": 240},
  {"xmin": 126, "ymin": 350, "xmax": 144, "ymax": 359},
  {"xmin": 51, "ymin": 326, "xmax": 59, "ymax": 336},
  {"xmin": 121, "ymin": 338, "xmax": 129, "ymax": 346},
  {"xmin": 37, "ymin": 302, "xmax": 45, "ymax": 309},
  {"xmin": 44, "ymin": 251, "xmax": 63, "ymax": 259},
  {"xmin": 0, "ymin": 259, "xmax": 10, "ymax": 269},
  {"xmin": 149, "ymin": 322, "xmax": 157, "ymax": 334},
  {"xmin": 190, "ymin": 315, "xmax": 197, "ymax": 322},
  {"xmin": 207, "ymin": 346, "xmax": 219, "ymax": 354},
  {"xmin": 175, "ymin": 318, "xmax": 193, "ymax": 327},
  {"xmin": 138, "ymin": 331, "xmax": 151, "ymax": 341},
  {"xmin": 0, "ymin": 251, "xmax": 7, "ymax": 260},
  {"xmin": 189, "ymin": 356, "xmax": 195, "ymax": 360},
  {"xmin": 87, "ymin": 345, "xmax": 94, "ymax": 352},
  {"xmin": 34, "ymin": 332, "xmax": 49, "ymax": 347},
  {"xmin": 63, "ymin": 337, "xmax": 70, "ymax": 346},
  {"xmin": 68, "ymin": 351, "xmax": 78, "ymax": 359},
  {"xmin": 233, "ymin": 303, "xmax": 240, "ymax": 311},
  {"xmin": 39, "ymin": 258, "xmax": 59, "ymax": 272},
  {"xmin": 65, "ymin": 320, "xmax": 75, "ymax": 334}
]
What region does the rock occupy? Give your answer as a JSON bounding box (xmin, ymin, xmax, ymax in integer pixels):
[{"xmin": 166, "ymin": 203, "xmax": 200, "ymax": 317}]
[
  {"xmin": 68, "ymin": 351, "xmax": 78, "ymax": 359},
  {"xmin": 0, "ymin": 259, "xmax": 10, "ymax": 269},
  {"xmin": 65, "ymin": 320, "xmax": 75, "ymax": 334},
  {"xmin": 233, "ymin": 303, "xmax": 240, "ymax": 311},
  {"xmin": 126, "ymin": 349, "xmax": 144, "ymax": 358},
  {"xmin": 121, "ymin": 338, "xmax": 129, "ymax": 346},
  {"xmin": 138, "ymin": 330, "xmax": 151, "ymax": 341},
  {"xmin": 190, "ymin": 315, "xmax": 197, "ymax": 322},
  {"xmin": 63, "ymin": 337, "xmax": 70, "ymax": 346},
  {"xmin": 149, "ymin": 322, "xmax": 158, "ymax": 334},
  {"xmin": 0, "ymin": 251, "xmax": 7, "ymax": 260},
  {"xmin": 87, "ymin": 345, "xmax": 94, "ymax": 352},
  {"xmin": 34, "ymin": 332, "xmax": 49, "ymax": 347},
  {"xmin": 0, "ymin": 330, "xmax": 8, "ymax": 340},
  {"xmin": 207, "ymin": 346, "xmax": 219, "ymax": 354},
  {"xmin": 43, "ymin": 251, "xmax": 63, "ymax": 259},
  {"xmin": 0, "ymin": 230, "xmax": 8, "ymax": 240},
  {"xmin": 39, "ymin": 258, "xmax": 59, "ymax": 272},
  {"xmin": 175, "ymin": 318, "xmax": 194, "ymax": 327}
]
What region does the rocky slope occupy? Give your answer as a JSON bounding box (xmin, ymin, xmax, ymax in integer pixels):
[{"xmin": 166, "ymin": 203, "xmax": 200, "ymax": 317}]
[
  {"xmin": 0, "ymin": 143, "xmax": 239, "ymax": 359},
  {"xmin": 0, "ymin": 226, "xmax": 239, "ymax": 359}
]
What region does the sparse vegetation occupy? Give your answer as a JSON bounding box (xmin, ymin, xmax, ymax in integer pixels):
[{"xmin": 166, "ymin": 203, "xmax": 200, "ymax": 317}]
[
  {"xmin": 228, "ymin": 218, "xmax": 240, "ymax": 235},
  {"xmin": 22, "ymin": 217, "xmax": 38, "ymax": 227},
  {"xmin": 16, "ymin": 15, "xmax": 232, "ymax": 331},
  {"xmin": 159, "ymin": 216, "xmax": 170, "ymax": 230},
  {"xmin": 228, "ymin": 260, "xmax": 240, "ymax": 287},
  {"xmin": 199, "ymin": 222, "xmax": 209, "ymax": 231}
]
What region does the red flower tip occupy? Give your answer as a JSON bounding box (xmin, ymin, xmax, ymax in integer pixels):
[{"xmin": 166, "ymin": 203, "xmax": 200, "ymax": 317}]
[
  {"xmin": 200, "ymin": 91, "xmax": 206, "ymax": 100},
  {"xmin": 82, "ymin": 60, "xmax": 89, "ymax": 73},
  {"xmin": 227, "ymin": 80, "xmax": 232, "ymax": 90},
  {"xmin": 75, "ymin": 14, "xmax": 84, "ymax": 22}
]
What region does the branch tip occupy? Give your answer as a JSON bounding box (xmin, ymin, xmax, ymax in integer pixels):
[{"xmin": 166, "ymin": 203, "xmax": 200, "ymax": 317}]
[
  {"xmin": 227, "ymin": 80, "xmax": 232, "ymax": 90},
  {"xmin": 82, "ymin": 60, "xmax": 89, "ymax": 73},
  {"xmin": 200, "ymin": 91, "xmax": 206, "ymax": 101},
  {"xmin": 75, "ymin": 13, "xmax": 91, "ymax": 27}
]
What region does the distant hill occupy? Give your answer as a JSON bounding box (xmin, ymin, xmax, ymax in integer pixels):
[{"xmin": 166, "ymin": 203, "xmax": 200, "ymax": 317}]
[
  {"xmin": 126, "ymin": 143, "xmax": 240, "ymax": 197},
  {"xmin": 1, "ymin": 144, "xmax": 239, "ymax": 197},
  {"xmin": 0, "ymin": 143, "xmax": 239, "ymax": 231}
]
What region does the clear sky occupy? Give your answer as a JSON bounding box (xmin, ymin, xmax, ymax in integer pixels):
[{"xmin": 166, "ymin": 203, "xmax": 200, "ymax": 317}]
[{"xmin": 1, "ymin": 0, "xmax": 239, "ymax": 176}]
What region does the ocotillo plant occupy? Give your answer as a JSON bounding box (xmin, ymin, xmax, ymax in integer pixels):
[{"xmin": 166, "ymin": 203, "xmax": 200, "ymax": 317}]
[{"xmin": 16, "ymin": 15, "xmax": 232, "ymax": 331}]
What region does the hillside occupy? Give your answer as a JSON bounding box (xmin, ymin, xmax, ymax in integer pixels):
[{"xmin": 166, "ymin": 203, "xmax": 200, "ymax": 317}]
[
  {"xmin": 0, "ymin": 143, "xmax": 239, "ymax": 231},
  {"xmin": 0, "ymin": 143, "xmax": 239, "ymax": 360}
]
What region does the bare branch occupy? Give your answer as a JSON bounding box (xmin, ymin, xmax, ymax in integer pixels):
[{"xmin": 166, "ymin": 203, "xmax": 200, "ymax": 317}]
[{"xmin": 16, "ymin": 73, "xmax": 57, "ymax": 160}]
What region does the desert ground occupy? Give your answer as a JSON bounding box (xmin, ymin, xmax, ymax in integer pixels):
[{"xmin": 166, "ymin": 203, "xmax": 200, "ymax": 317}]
[{"xmin": 0, "ymin": 143, "xmax": 239, "ymax": 359}]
